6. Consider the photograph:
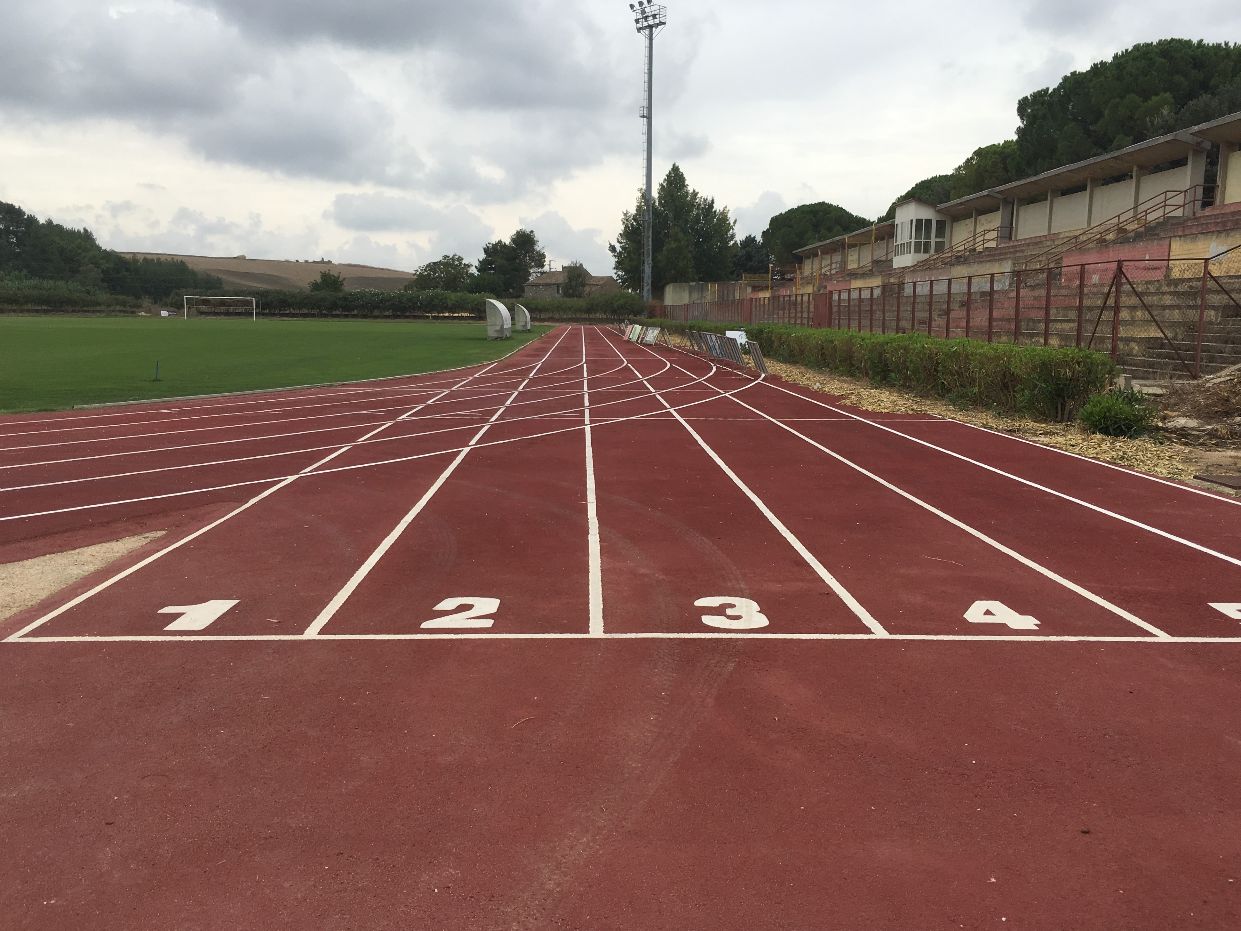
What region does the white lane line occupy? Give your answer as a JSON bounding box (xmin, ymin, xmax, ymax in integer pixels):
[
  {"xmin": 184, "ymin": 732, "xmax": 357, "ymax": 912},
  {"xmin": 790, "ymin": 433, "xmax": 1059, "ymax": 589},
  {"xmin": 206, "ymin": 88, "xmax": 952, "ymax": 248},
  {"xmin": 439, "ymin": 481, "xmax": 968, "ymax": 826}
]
[
  {"xmin": 0, "ymin": 353, "xmax": 630, "ymax": 455},
  {"xmin": 3, "ymin": 347, "xmax": 546, "ymax": 643},
  {"xmin": 0, "ymin": 356, "xmax": 640, "ymax": 473},
  {"xmin": 0, "ymin": 357, "xmax": 688, "ymax": 495},
  {"xmin": 597, "ymin": 327, "xmax": 888, "ymax": 637},
  {"xmin": 11, "ymin": 633, "xmax": 1241, "ymax": 643},
  {"xmin": 956, "ymin": 419, "xmax": 1241, "ymax": 508},
  {"xmin": 652, "ymin": 341, "xmax": 1170, "ymax": 639},
  {"xmin": 303, "ymin": 327, "xmax": 575, "ymax": 637},
  {"xmin": 0, "ymin": 356, "xmax": 757, "ymax": 524},
  {"xmin": 0, "ymin": 350, "xmax": 548, "ymax": 429},
  {"xmin": 0, "ymin": 343, "xmax": 566, "ymax": 440},
  {"xmin": 583, "ymin": 328, "xmax": 604, "ymax": 636},
  {"xmin": 756, "ymin": 378, "xmax": 1241, "ymax": 566}
]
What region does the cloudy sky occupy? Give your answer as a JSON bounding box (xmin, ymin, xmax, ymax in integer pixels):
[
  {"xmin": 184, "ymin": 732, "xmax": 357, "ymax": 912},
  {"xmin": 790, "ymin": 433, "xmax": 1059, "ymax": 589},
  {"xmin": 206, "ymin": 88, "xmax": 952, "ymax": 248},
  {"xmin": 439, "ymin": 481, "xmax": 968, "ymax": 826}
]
[{"xmin": 2, "ymin": 1, "xmax": 1239, "ymax": 275}]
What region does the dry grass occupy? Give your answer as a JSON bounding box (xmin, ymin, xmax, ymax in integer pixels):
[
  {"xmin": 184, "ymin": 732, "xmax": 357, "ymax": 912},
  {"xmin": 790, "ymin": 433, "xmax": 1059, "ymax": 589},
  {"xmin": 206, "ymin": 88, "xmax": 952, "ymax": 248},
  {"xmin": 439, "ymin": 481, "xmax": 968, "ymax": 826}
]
[
  {"xmin": 661, "ymin": 332, "xmax": 1235, "ymax": 489},
  {"xmin": 123, "ymin": 252, "xmax": 415, "ymax": 292}
]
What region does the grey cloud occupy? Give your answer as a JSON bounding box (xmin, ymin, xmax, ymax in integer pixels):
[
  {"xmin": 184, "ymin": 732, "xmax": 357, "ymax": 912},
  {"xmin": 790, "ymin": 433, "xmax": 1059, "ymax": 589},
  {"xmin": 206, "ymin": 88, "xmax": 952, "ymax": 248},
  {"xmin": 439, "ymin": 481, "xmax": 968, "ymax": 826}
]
[
  {"xmin": 328, "ymin": 193, "xmax": 495, "ymax": 261},
  {"xmin": 519, "ymin": 210, "xmax": 613, "ymax": 277},
  {"xmin": 1021, "ymin": 0, "xmax": 1112, "ymax": 35},
  {"xmin": 0, "ymin": 3, "xmax": 255, "ymax": 119},
  {"xmin": 732, "ymin": 191, "xmax": 788, "ymax": 239}
]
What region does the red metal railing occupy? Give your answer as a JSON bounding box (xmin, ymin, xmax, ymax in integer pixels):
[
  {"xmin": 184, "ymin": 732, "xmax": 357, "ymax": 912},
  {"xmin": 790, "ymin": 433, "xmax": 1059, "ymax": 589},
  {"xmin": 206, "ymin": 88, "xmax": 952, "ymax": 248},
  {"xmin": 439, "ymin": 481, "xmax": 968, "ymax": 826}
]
[{"xmin": 661, "ymin": 256, "xmax": 1241, "ymax": 379}]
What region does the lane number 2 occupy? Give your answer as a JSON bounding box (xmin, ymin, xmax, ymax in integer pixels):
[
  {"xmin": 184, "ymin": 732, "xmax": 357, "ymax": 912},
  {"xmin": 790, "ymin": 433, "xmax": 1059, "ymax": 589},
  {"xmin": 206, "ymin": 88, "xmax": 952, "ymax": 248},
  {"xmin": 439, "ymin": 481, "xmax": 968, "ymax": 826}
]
[
  {"xmin": 159, "ymin": 600, "xmax": 239, "ymax": 632},
  {"xmin": 965, "ymin": 600, "xmax": 1040, "ymax": 631},
  {"xmin": 421, "ymin": 597, "xmax": 500, "ymax": 629},
  {"xmin": 695, "ymin": 596, "xmax": 769, "ymax": 630},
  {"xmin": 1211, "ymin": 603, "xmax": 1241, "ymax": 621}
]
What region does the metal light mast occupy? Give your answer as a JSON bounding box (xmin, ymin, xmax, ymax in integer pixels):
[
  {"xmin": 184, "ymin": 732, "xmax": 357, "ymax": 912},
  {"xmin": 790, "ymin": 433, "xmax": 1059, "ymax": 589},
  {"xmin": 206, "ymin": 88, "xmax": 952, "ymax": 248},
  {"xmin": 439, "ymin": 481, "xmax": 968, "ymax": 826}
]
[{"xmin": 630, "ymin": 1, "xmax": 667, "ymax": 304}]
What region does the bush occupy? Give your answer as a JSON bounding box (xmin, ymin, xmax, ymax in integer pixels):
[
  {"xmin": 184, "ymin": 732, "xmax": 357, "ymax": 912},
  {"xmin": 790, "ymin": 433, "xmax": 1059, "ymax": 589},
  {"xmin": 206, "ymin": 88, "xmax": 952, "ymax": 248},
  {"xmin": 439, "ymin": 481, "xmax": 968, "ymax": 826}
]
[
  {"xmin": 650, "ymin": 319, "xmax": 1115, "ymax": 421},
  {"xmin": 1078, "ymin": 389, "xmax": 1157, "ymax": 437}
]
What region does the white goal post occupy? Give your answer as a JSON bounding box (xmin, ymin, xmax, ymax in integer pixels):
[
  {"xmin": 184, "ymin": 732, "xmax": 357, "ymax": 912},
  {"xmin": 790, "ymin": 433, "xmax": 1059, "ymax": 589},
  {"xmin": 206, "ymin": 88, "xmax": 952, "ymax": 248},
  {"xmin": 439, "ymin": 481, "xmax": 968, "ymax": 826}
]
[{"xmin": 182, "ymin": 295, "xmax": 257, "ymax": 320}]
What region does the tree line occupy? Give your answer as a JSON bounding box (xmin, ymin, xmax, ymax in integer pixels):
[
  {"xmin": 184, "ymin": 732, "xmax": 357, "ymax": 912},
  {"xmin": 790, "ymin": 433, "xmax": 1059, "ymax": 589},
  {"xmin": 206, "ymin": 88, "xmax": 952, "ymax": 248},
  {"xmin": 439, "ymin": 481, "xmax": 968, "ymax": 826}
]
[
  {"xmin": 0, "ymin": 201, "xmax": 223, "ymax": 300},
  {"xmin": 880, "ymin": 39, "xmax": 1241, "ymax": 217}
]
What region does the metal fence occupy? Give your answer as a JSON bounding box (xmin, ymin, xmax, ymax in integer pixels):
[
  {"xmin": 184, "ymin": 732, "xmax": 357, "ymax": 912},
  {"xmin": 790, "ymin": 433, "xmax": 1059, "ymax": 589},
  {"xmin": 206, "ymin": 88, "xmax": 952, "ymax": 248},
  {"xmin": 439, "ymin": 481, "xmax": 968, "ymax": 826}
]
[{"xmin": 659, "ymin": 252, "xmax": 1241, "ymax": 379}]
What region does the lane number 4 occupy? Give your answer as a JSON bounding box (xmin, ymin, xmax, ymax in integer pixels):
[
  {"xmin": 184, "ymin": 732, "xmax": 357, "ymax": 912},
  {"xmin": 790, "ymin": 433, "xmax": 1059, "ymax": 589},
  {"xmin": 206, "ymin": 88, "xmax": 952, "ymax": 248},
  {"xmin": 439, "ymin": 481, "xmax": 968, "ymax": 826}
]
[
  {"xmin": 1211, "ymin": 603, "xmax": 1241, "ymax": 621},
  {"xmin": 695, "ymin": 597, "xmax": 769, "ymax": 630},
  {"xmin": 965, "ymin": 600, "xmax": 1040, "ymax": 631},
  {"xmin": 421, "ymin": 597, "xmax": 500, "ymax": 629}
]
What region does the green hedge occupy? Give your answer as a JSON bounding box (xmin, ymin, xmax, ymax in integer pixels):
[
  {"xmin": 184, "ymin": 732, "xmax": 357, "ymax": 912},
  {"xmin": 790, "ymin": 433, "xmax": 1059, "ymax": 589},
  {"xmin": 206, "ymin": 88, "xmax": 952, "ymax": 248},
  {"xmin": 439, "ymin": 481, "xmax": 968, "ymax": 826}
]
[
  {"xmin": 181, "ymin": 287, "xmax": 643, "ymax": 320},
  {"xmin": 653, "ymin": 319, "xmax": 1114, "ymax": 421},
  {"xmin": 0, "ymin": 273, "xmax": 141, "ymax": 310}
]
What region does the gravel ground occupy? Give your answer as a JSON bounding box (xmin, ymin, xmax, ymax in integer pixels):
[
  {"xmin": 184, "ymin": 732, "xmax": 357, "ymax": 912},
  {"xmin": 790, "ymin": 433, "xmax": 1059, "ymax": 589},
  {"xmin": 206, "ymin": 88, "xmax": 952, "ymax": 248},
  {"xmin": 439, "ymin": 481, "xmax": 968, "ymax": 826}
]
[{"xmin": 0, "ymin": 533, "xmax": 163, "ymax": 624}]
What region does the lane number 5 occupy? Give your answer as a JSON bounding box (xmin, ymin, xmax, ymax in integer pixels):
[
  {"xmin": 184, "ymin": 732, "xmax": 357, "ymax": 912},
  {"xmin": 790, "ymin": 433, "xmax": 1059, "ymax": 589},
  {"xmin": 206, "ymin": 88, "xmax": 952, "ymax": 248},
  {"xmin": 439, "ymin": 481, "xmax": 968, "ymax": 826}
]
[{"xmin": 695, "ymin": 596, "xmax": 769, "ymax": 631}]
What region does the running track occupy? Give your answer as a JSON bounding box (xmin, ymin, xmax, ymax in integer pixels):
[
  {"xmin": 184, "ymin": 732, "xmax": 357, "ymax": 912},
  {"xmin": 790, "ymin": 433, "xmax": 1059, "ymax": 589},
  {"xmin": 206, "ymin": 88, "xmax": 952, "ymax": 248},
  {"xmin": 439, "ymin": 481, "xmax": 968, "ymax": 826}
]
[{"xmin": 2, "ymin": 325, "xmax": 1240, "ymax": 929}]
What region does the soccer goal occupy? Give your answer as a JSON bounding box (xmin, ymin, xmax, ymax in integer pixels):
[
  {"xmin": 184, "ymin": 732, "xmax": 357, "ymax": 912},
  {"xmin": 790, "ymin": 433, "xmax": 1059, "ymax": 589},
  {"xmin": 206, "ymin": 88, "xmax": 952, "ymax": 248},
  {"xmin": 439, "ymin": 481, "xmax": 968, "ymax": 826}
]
[{"xmin": 182, "ymin": 295, "xmax": 258, "ymax": 320}]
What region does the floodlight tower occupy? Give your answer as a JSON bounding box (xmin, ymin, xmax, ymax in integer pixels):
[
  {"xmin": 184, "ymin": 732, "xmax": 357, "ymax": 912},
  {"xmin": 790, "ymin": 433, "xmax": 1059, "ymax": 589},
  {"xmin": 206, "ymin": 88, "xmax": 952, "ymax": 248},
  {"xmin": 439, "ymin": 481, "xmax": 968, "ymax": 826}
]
[{"xmin": 630, "ymin": 1, "xmax": 667, "ymax": 304}]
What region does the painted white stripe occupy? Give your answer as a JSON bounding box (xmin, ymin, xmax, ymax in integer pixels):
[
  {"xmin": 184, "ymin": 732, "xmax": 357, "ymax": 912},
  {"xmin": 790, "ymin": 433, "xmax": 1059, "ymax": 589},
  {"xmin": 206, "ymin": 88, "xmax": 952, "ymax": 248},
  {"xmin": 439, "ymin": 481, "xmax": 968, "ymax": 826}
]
[
  {"xmin": 3, "ymin": 349, "xmax": 537, "ymax": 642},
  {"xmin": 0, "ymin": 354, "xmax": 632, "ymax": 454},
  {"xmin": 0, "ymin": 359, "xmax": 760, "ymax": 524},
  {"xmin": 583, "ymin": 328, "xmax": 604, "ymax": 636},
  {"xmin": 303, "ymin": 327, "xmax": 575, "ymax": 636},
  {"xmin": 0, "ymin": 344, "xmax": 565, "ymax": 439},
  {"xmin": 956, "ymin": 419, "xmax": 1241, "ymax": 507},
  {"xmin": 9, "ymin": 633, "xmax": 1241, "ymax": 644},
  {"xmin": 0, "ymin": 357, "xmax": 641, "ymax": 472},
  {"xmin": 652, "ymin": 341, "xmax": 1170, "ymax": 638},
  {"xmin": 597, "ymin": 327, "xmax": 888, "ymax": 637},
  {"xmin": 756, "ymin": 378, "xmax": 1241, "ymax": 567}
]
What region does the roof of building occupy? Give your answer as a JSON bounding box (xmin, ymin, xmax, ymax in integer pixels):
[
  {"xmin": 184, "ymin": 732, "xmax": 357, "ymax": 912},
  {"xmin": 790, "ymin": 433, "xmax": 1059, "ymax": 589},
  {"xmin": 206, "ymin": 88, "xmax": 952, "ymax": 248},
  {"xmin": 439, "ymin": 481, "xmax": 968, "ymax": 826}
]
[
  {"xmin": 794, "ymin": 221, "xmax": 895, "ymax": 257},
  {"xmin": 526, "ymin": 269, "xmax": 616, "ymax": 286},
  {"xmin": 936, "ymin": 109, "xmax": 1241, "ymax": 217}
]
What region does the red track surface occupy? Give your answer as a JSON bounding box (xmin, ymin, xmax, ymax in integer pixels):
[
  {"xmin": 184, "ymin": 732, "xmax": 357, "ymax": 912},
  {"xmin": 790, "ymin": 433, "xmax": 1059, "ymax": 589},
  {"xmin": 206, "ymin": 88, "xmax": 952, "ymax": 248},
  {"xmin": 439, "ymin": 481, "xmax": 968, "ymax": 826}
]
[{"xmin": 3, "ymin": 325, "xmax": 1240, "ymax": 929}]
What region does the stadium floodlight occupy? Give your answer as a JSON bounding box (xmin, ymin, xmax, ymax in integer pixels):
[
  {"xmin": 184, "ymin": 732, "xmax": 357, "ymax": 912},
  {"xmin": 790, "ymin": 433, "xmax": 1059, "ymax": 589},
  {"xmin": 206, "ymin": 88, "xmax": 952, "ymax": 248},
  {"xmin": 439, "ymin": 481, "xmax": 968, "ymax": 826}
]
[{"xmin": 630, "ymin": 1, "xmax": 667, "ymax": 305}]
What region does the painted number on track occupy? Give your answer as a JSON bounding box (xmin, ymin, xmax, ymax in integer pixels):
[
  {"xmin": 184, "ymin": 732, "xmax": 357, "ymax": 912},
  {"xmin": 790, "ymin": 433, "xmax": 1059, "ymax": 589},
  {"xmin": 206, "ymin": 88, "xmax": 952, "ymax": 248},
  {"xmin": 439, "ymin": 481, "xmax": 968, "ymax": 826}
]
[
  {"xmin": 1211, "ymin": 603, "xmax": 1241, "ymax": 621},
  {"xmin": 159, "ymin": 600, "xmax": 240, "ymax": 632},
  {"xmin": 421, "ymin": 597, "xmax": 500, "ymax": 630},
  {"xmin": 695, "ymin": 597, "xmax": 769, "ymax": 631},
  {"xmin": 965, "ymin": 600, "xmax": 1040, "ymax": 631}
]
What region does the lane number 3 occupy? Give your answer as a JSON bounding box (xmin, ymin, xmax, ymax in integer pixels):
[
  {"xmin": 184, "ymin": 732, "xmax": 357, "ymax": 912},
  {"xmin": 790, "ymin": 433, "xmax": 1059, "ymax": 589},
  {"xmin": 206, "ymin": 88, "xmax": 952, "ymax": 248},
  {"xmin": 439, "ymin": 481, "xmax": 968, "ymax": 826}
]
[
  {"xmin": 965, "ymin": 600, "xmax": 1040, "ymax": 631},
  {"xmin": 695, "ymin": 596, "xmax": 769, "ymax": 630}
]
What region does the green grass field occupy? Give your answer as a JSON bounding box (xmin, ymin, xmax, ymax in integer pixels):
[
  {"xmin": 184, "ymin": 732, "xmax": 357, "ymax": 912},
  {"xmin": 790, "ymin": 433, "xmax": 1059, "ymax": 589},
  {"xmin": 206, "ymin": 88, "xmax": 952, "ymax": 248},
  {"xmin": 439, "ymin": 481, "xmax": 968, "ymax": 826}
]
[{"xmin": 0, "ymin": 316, "xmax": 552, "ymax": 412}]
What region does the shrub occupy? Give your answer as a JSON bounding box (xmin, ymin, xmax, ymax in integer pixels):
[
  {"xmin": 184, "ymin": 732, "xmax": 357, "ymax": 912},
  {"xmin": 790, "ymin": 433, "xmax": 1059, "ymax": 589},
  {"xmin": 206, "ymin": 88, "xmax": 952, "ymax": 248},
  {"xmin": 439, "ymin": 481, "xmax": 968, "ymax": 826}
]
[
  {"xmin": 1078, "ymin": 389, "xmax": 1157, "ymax": 437},
  {"xmin": 649, "ymin": 319, "xmax": 1115, "ymax": 421}
]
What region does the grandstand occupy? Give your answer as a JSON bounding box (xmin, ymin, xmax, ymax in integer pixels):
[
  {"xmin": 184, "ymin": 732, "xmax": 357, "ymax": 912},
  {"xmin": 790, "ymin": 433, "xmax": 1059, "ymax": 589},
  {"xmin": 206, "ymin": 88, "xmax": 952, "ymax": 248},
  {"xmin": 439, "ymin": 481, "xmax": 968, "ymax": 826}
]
[{"xmin": 663, "ymin": 111, "xmax": 1241, "ymax": 379}]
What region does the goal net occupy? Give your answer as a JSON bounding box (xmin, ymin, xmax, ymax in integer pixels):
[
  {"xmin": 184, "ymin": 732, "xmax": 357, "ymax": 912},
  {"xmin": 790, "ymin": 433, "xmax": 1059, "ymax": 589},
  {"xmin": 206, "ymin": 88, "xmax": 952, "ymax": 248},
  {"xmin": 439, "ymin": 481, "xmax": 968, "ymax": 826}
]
[{"xmin": 182, "ymin": 295, "xmax": 257, "ymax": 319}]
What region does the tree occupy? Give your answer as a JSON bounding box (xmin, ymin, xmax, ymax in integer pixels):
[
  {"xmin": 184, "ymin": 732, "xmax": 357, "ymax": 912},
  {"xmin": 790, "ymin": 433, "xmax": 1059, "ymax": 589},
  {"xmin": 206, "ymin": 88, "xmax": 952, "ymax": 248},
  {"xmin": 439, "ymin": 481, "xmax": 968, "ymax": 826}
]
[
  {"xmin": 409, "ymin": 254, "xmax": 472, "ymax": 292},
  {"xmin": 762, "ymin": 202, "xmax": 870, "ymax": 264},
  {"xmin": 608, "ymin": 163, "xmax": 738, "ymax": 293},
  {"xmin": 562, "ymin": 262, "xmax": 589, "ymax": 298},
  {"xmin": 733, "ymin": 234, "xmax": 770, "ymax": 276},
  {"xmin": 475, "ymin": 229, "xmax": 546, "ymax": 297},
  {"xmin": 309, "ymin": 269, "xmax": 345, "ymax": 292}
]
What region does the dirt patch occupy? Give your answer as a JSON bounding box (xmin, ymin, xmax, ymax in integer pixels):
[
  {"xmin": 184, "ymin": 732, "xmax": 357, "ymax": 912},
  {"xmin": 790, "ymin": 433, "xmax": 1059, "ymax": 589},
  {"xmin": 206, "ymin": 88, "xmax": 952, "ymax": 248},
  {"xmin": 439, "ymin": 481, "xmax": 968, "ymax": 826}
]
[{"xmin": 0, "ymin": 532, "xmax": 164, "ymax": 624}]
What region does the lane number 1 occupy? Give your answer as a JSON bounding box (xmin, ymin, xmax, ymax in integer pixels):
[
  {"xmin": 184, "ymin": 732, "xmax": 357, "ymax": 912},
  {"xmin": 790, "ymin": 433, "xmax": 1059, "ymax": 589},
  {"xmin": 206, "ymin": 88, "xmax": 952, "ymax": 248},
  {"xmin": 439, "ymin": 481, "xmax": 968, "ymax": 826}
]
[{"xmin": 695, "ymin": 597, "xmax": 769, "ymax": 630}]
